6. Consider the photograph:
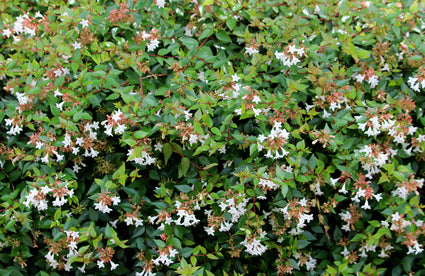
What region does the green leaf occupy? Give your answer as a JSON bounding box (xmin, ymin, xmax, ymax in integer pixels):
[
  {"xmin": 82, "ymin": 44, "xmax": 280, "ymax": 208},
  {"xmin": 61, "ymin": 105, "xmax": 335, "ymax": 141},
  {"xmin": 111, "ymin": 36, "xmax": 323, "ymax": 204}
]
[
  {"xmin": 193, "ymin": 145, "xmax": 209, "ymax": 155},
  {"xmin": 410, "ymin": 0, "xmax": 419, "ymax": 13},
  {"xmin": 27, "ymin": 86, "xmax": 41, "ymax": 95},
  {"xmin": 216, "ymin": 30, "xmax": 232, "ymax": 43},
  {"xmin": 163, "ymin": 143, "xmax": 173, "ymax": 165},
  {"xmin": 357, "ymin": 48, "xmax": 370, "ymax": 59},
  {"xmin": 308, "ymin": 154, "xmax": 317, "ymax": 170},
  {"xmin": 199, "ymin": 28, "xmax": 214, "ymax": 40},
  {"xmin": 226, "ymin": 18, "xmax": 237, "ymax": 30},
  {"xmin": 142, "ymin": 94, "xmax": 157, "ymax": 107},
  {"xmin": 207, "ymin": 253, "xmax": 218, "ymax": 259},
  {"xmin": 276, "ymin": 165, "xmax": 285, "ymax": 180},
  {"xmin": 105, "ymin": 223, "xmax": 114, "ymax": 239},
  {"xmin": 197, "ymin": 46, "xmax": 214, "ymax": 62},
  {"xmin": 369, "ymin": 220, "xmax": 380, "ymax": 227},
  {"xmin": 281, "ymin": 184, "xmax": 288, "ymax": 198},
  {"xmin": 181, "ymin": 157, "xmax": 190, "ymax": 177},
  {"xmin": 123, "ymin": 139, "xmax": 136, "ymax": 147},
  {"xmin": 73, "ymin": 110, "xmax": 92, "ymax": 121},
  {"xmin": 113, "ymin": 163, "xmax": 126, "ymax": 180},
  {"xmin": 54, "ymin": 208, "xmax": 61, "ymax": 221},
  {"xmin": 176, "ymin": 184, "xmax": 192, "ymax": 193},
  {"xmin": 181, "ymin": 37, "xmax": 199, "ymax": 52},
  {"xmin": 134, "ymin": 130, "xmax": 148, "ymax": 139},
  {"xmin": 297, "ymin": 239, "xmax": 311, "ymax": 249},
  {"xmin": 351, "ymin": 233, "xmax": 365, "ymax": 242}
]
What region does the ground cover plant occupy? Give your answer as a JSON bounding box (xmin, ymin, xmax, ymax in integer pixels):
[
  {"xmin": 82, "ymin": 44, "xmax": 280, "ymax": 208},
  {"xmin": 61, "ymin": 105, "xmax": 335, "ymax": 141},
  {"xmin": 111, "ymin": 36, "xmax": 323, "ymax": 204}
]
[{"xmin": 1, "ymin": 0, "xmax": 425, "ymax": 275}]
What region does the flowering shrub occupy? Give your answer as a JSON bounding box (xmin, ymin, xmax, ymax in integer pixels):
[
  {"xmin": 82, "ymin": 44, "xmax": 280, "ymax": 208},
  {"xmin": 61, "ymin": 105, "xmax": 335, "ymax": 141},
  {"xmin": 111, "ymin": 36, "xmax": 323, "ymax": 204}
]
[{"xmin": 1, "ymin": 0, "xmax": 425, "ymax": 275}]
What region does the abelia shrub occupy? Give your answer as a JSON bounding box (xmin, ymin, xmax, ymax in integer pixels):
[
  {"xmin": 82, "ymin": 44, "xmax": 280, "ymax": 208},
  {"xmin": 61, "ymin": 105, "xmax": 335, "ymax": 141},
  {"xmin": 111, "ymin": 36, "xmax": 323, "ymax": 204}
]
[{"xmin": 0, "ymin": 0, "xmax": 425, "ymax": 275}]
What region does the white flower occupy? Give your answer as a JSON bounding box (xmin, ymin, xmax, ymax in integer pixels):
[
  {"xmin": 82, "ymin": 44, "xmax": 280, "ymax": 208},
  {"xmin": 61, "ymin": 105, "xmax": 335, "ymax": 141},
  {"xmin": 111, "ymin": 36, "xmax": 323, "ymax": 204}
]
[
  {"xmin": 339, "ymin": 183, "xmax": 348, "ymax": 194},
  {"xmin": 56, "ymin": 153, "xmax": 64, "ymax": 162},
  {"xmin": 41, "ymin": 154, "xmax": 49, "ymax": 164},
  {"xmin": 71, "ymin": 147, "xmax": 79, "ymax": 155},
  {"xmin": 110, "ymin": 261, "xmax": 118, "ymax": 270},
  {"xmin": 306, "ymin": 103, "xmax": 315, "ymax": 112},
  {"xmin": 54, "ymin": 69, "xmax": 63, "ymax": 77},
  {"xmin": 298, "ymin": 198, "xmax": 307, "ymax": 207},
  {"xmin": 135, "ymin": 219, "xmax": 144, "ymax": 227},
  {"xmin": 368, "ymin": 75, "xmax": 379, "ymax": 88},
  {"xmin": 340, "ymin": 211, "xmax": 351, "ymax": 222},
  {"xmin": 76, "ymin": 137, "xmax": 84, "ymax": 146},
  {"xmin": 156, "ymin": 0, "xmax": 166, "ymax": 8},
  {"xmin": 204, "ymin": 226, "xmax": 215, "ymax": 236},
  {"xmin": 241, "ymin": 237, "xmax": 267, "ymax": 256},
  {"xmin": 288, "ymin": 44, "xmax": 297, "ymax": 54},
  {"xmin": 408, "ymin": 126, "xmax": 418, "ymax": 135},
  {"xmin": 245, "ymin": 46, "xmax": 259, "ymax": 56},
  {"xmin": 353, "ymin": 73, "xmax": 365, "ymax": 83},
  {"xmin": 125, "ymin": 216, "xmax": 134, "ymax": 226},
  {"xmin": 3, "ymin": 28, "xmax": 12, "ymax": 38},
  {"xmin": 381, "ymin": 220, "xmax": 390, "ymax": 227},
  {"xmin": 359, "ymin": 249, "xmax": 368, "ymax": 258},
  {"xmin": 329, "ymin": 102, "xmax": 340, "ymax": 112},
  {"xmin": 64, "ymin": 262, "xmax": 72, "ymax": 271},
  {"xmin": 411, "ymin": 82, "xmax": 420, "ymax": 92},
  {"xmin": 218, "ymin": 145, "xmax": 226, "ymax": 154},
  {"xmin": 341, "ymin": 246, "xmax": 350, "ymax": 256},
  {"xmin": 110, "ymin": 219, "xmax": 118, "ymax": 228},
  {"xmin": 323, "ymin": 109, "xmax": 331, "ymax": 118},
  {"xmin": 111, "ymin": 196, "xmax": 121, "ymax": 205},
  {"xmin": 408, "ymin": 76, "xmax": 417, "ymax": 87},
  {"xmin": 72, "ymin": 41, "xmax": 81, "ymax": 50},
  {"xmin": 147, "ymin": 39, "xmax": 160, "ymax": 51},
  {"xmin": 80, "ymin": 19, "xmax": 89, "ymax": 28},
  {"xmin": 378, "ymin": 249, "xmax": 388, "ymax": 258},
  {"xmin": 55, "ymin": 102, "xmax": 65, "ymax": 111},
  {"xmin": 154, "ymin": 143, "xmax": 163, "ymax": 152},
  {"xmin": 141, "ymin": 31, "xmax": 151, "ymax": 40},
  {"xmin": 72, "ymin": 164, "xmax": 81, "ymax": 173},
  {"xmin": 54, "ymin": 89, "xmax": 63, "ymax": 97},
  {"xmin": 392, "ymin": 212, "xmax": 401, "ymax": 221},
  {"xmin": 219, "ymin": 221, "xmax": 233, "ymax": 232},
  {"xmin": 148, "ymin": 215, "xmax": 157, "ymax": 224},
  {"xmin": 189, "ymin": 134, "xmax": 198, "ymax": 145},
  {"xmin": 305, "ymin": 256, "xmax": 317, "ymax": 271},
  {"xmin": 104, "ymin": 125, "xmax": 113, "ymax": 136},
  {"xmin": 253, "ymin": 107, "xmax": 262, "ymax": 117},
  {"xmin": 16, "ymin": 92, "xmax": 29, "ymax": 105},
  {"xmin": 313, "ymin": 182, "xmax": 323, "ymax": 196},
  {"xmin": 112, "ymin": 109, "xmax": 123, "ymax": 122},
  {"xmin": 361, "ymin": 199, "xmax": 371, "ymax": 210},
  {"xmin": 35, "ymin": 11, "xmax": 43, "ymax": 19},
  {"xmin": 94, "ymin": 202, "xmax": 112, "ymax": 213},
  {"xmin": 7, "ymin": 125, "xmax": 23, "ymax": 136},
  {"xmin": 114, "ymin": 124, "xmax": 127, "ymax": 135},
  {"xmin": 330, "ymin": 177, "xmax": 339, "ymax": 187},
  {"xmin": 381, "ymin": 63, "xmax": 390, "ymax": 72},
  {"xmin": 97, "ymin": 260, "xmax": 105, "ymax": 268},
  {"xmin": 45, "ymin": 251, "xmax": 59, "ymax": 268}
]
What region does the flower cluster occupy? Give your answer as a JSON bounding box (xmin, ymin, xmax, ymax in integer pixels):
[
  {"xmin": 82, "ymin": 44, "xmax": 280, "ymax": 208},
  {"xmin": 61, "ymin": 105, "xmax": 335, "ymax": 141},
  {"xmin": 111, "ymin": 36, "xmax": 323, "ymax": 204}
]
[
  {"xmin": 24, "ymin": 178, "xmax": 74, "ymax": 211},
  {"xmin": 94, "ymin": 191, "xmax": 121, "ymax": 214},
  {"xmin": 257, "ymin": 122, "xmax": 290, "ymax": 159}
]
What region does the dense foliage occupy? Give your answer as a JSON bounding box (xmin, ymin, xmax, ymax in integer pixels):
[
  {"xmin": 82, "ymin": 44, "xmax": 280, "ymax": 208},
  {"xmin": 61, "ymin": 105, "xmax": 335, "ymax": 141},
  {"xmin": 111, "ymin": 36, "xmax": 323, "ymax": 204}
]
[{"xmin": 1, "ymin": 0, "xmax": 425, "ymax": 275}]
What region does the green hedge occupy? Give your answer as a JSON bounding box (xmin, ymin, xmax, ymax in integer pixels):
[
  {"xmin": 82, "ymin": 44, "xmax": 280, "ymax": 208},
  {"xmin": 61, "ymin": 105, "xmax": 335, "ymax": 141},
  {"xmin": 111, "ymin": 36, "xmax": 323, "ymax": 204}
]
[{"xmin": 1, "ymin": 0, "xmax": 425, "ymax": 275}]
